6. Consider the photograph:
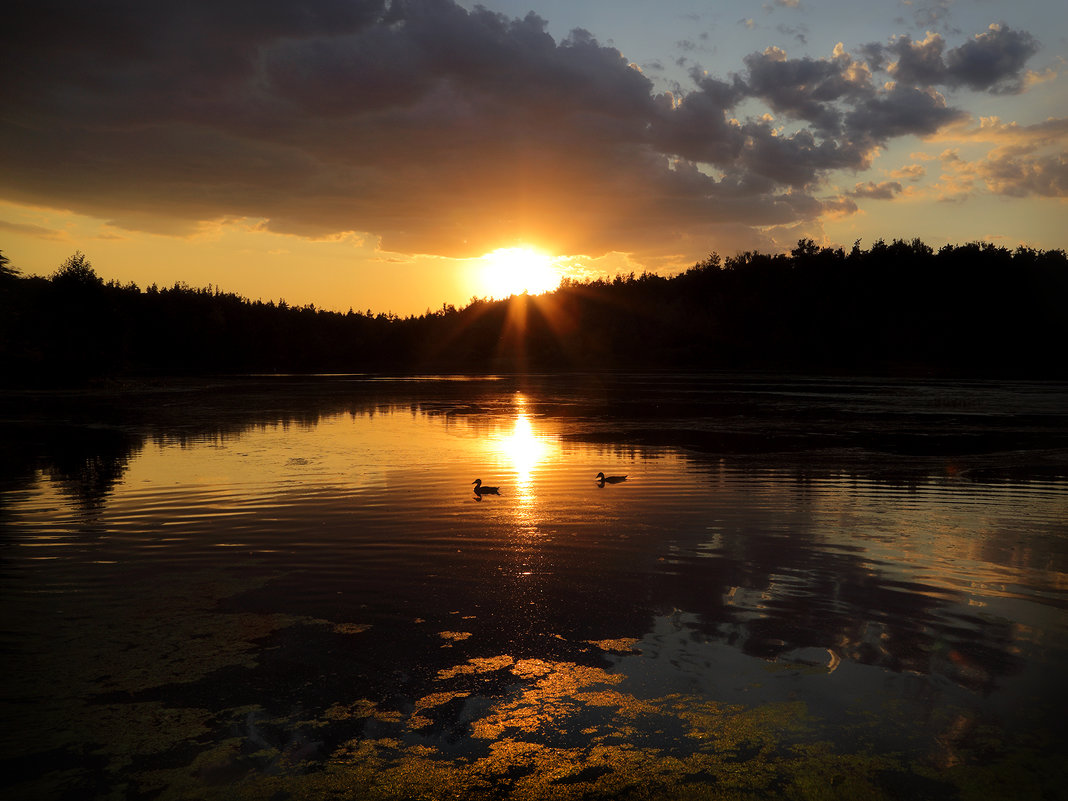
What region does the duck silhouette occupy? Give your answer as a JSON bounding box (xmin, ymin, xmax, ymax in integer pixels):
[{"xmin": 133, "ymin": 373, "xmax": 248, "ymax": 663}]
[
  {"xmin": 596, "ymin": 472, "xmax": 627, "ymax": 485},
  {"xmin": 472, "ymin": 478, "xmax": 500, "ymax": 495}
]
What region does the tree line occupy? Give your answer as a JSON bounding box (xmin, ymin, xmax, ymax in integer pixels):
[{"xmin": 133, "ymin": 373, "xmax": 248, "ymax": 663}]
[{"xmin": 1, "ymin": 239, "xmax": 1066, "ymax": 385}]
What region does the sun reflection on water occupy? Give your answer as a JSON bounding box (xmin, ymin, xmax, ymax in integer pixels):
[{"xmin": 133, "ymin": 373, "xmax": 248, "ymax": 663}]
[
  {"xmin": 491, "ymin": 396, "xmax": 556, "ymax": 528},
  {"xmin": 504, "ymin": 413, "xmax": 548, "ymax": 486}
]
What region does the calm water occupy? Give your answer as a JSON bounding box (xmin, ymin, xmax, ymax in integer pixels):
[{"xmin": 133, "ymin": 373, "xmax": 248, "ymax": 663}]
[{"xmin": 1, "ymin": 374, "xmax": 1066, "ymax": 800}]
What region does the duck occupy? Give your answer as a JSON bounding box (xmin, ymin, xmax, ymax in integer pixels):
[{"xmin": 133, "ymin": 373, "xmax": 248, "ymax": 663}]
[
  {"xmin": 472, "ymin": 478, "xmax": 500, "ymax": 495},
  {"xmin": 596, "ymin": 472, "xmax": 627, "ymax": 484}
]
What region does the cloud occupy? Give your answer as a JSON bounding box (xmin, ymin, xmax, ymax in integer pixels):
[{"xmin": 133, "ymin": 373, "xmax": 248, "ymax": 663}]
[
  {"xmin": 890, "ymin": 164, "xmax": 927, "ymax": 180},
  {"xmin": 777, "ymin": 24, "xmax": 809, "ymax": 46},
  {"xmin": 876, "ymin": 24, "xmax": 1040, "ymax": 93},
  {"xmin": 933, "ymin": 148, "xmax": 979, "ymax": 201},
  {"xmin": 844, "ymin": 83, "xmax": 966, "ymax": 141},
  {"xmin": 929, "ymin": 115, "xmax": 1068, "ymax": 147},
  {"xmin": 0, "ymin": 218, "xmax": 67, "ymax": 240},
  {"xmin": 1022, "ymin": 67, "xmax": 1057, "ymax": 90},
  {"xmin": 979, "ymin": 150, "xmax": 1068, "ymax": 197},
  {"xmin": 0, "ymin": 0, "xmax": 1046, "ymax": 261},
  {"xmin": 740, "ymin": 45, "xmax": 871, "ymax": 135},
  {"xmin": 944, "ymin": 24, "xmax": 1040, "ymax": 93},
  {"xmin": 899, "ymin": 0, "xmax": 957, "ymax": 32},
  {"xmin": 850, "ymin": 181, "xmax": 904, "ymax": 199},
  {"xmin": 819, "ymin": 195, "xmax": 860, "ymax": 219},
  {"xmin": 922, "ymin": 116, "xmax": 1068, "ymax": 199}
]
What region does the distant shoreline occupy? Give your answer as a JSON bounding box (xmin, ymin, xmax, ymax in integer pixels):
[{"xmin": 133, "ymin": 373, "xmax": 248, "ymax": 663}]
[{"xmin": 3, "ymin": 239, "xmax": 1066, "ymax": 386}]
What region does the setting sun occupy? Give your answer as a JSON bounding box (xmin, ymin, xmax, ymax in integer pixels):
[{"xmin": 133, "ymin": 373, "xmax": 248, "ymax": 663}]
[{"xmin": 479, "ymin": 247, "xmax": 560, "ymax": 300}]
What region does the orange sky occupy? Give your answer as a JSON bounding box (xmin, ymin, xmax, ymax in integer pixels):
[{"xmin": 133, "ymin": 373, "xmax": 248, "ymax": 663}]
[{"xmin": 1, "ymin": 1, "xmax": 1065, "ymax": 315}]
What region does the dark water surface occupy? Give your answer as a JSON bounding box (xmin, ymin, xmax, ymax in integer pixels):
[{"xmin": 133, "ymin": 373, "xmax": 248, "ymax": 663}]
[{"xmin": 2, "ymin": 374, "xmax": 1066, "ymax": 800}]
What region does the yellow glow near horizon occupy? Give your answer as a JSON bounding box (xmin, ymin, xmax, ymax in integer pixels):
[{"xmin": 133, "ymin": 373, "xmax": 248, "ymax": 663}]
[{"xmin": 478, "ymin": 247, "xmax": 560, "ymax": 300}]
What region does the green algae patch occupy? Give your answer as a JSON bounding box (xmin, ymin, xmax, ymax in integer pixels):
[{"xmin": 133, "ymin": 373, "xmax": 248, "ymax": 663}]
[
  {"xmin": 0, "ymin": 566, "xmax": 373, "ymax": 800},
  {"xmin": 329, "ymin": 622, "xmax": 372, "ymax": 635},
  {"xmin": 323, "ymin": 698, "xmax": 401, "ymax": 723},
  {"xmin": 438, "ymin": 630, "xmax": 473, "ymax": 644},
  {"xmin": 177, "ymin": 658, "xmax": 835, "ymax": 801},
  {"xmin": 437, "ymin": 654, "xmax": 516, "ymax": 679},
  {"xmin": 915, "ymin": 726, "xmax": 1068, "ymax": 801},
  {"xmin": 778, "ymin": 743, "xmax": 905, "ymax": 801},
  {"xmin": 408, "ymin": 690, "xmax": 473, "ymax": 730},
  {"xmin": 6, "ymin": 562, "xmax": 1063, "ymax": 801},
  {"xmin": 89, "ymin": 656, "xmax": 1065, "ymax": 801},
  {"xmin": 586, "ymin": 637, "xmax": 642, "ymax": 653}
]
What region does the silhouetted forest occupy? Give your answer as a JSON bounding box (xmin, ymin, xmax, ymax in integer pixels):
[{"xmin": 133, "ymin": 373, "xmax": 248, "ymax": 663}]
[{"xmin": 2, "ymin": 239, "xmax": 1066, "ymax": 385}]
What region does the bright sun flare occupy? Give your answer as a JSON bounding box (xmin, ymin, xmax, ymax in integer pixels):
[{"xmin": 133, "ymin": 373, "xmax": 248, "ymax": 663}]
[{"xmin": 479, "ymin": 247, "xmax": 560, "ymax": 299}]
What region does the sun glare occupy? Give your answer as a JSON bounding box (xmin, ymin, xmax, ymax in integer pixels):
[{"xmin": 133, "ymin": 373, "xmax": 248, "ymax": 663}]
[
  {"xmin": 492, "ymin": 395, "xmax": 558, "ymax": 530},
  {"xmin": 504, "ymin": 412, "xmax": 550, "ymax": 485},
  {"xmin": 491, "ymin": 396, "xmax": 554, "ymax": 487},
  {"xmin": 479, "ymin": 247, "xmax": 560, "ymax": 299}
]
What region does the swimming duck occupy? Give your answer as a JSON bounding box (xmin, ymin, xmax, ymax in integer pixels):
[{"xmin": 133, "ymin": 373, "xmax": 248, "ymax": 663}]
[
  {"xmin": 472, "ymin": 478, "xmax": 500, "ymax": 495},
  {"xmin": 596, "ymin": 472, "xmax": 627, "ymax": 484}
]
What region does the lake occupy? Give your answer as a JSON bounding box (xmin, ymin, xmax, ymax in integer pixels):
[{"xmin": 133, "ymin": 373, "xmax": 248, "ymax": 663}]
[{"xmin": 1, "ymin": 374, "xmax": 1066, "ymax": 800}]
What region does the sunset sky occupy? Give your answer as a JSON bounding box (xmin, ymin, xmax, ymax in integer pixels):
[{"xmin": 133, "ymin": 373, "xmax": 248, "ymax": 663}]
[{"xmin": 2, "ymin": 0, "xmax": 1065, "ymax": 315}]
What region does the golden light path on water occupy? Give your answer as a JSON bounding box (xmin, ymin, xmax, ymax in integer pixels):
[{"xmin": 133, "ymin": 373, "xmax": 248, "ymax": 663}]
[{"xmin": 486, "ymin": 394, "xmax": 556, "ymax": 531}]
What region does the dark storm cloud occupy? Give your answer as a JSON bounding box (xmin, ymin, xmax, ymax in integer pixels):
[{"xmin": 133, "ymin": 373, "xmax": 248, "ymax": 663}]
[{"xmin": 0, "ymin": 0, "xmax": 1046, "ymax": 257}]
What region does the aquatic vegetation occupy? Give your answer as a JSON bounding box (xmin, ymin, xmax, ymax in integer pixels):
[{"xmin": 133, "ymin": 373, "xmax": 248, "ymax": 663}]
[
  {"xmin": 83, "ymin": 644, "xmax": 1059, "ymax": 800},
  {"xmin": 586, "ymin": 637, "xmax": 642, "ymax": 653},
  {"xmin": 4, "ymin": 556, "xmax": 1063, "ymax": 799},
  {"xmin": 4, "ymin": 377, "xmax": 1065, "ymax": 800},
  {"xmin": 439, "ymin": 630, "xmax": 474, "ymax": 643}
]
